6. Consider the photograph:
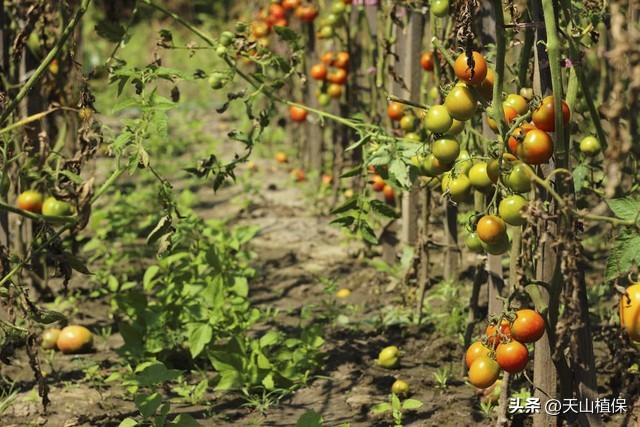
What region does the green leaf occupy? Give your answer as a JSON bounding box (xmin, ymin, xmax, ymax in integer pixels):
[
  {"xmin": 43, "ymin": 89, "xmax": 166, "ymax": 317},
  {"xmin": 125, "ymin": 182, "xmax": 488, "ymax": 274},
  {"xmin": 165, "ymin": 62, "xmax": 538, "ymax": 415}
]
[
  {"xmin": 274, "ymin": 26, "xmax": 300, "ymax": 43},
  {"xmin": 359, "ymin": 222, "xmax": 378, "ymax": 245},
  {"xmin": 346, "ymin": 134, "xmax": 371, "ymax": 152},
  {"xmin": 147, "ymin": 216, "xmax": 174, "ymax": 245},
  {"xmin": 371, "ymin": 402, "xmax": 391, "ymax": 414},
  {"xmin": 340, "ymin": 166, "xmax": 362, "ymax": 178},
  {"xmin": 605, "ymin": 232, "xmax": 640, "ymax": 281},
  {"xmin": 168, "ymin": 414, "xmax": 201, "ymax": 427},
  {"xmin": 295, "ymin": 410, "xmax": 323, "ymax": 427},
  {"xmin": 402, "ymin": 398, "xmax": 423, "ymax": 410},
  {"xmin": 259, "ymin": 331, "xmax": 280, "ymax": 348},
  {"xmin": 391, "ymin": 393, "xmax": 401, "ymax": 411},
  {"xmin": 134, "ymin": 362, "xmax": 181, "ymax": 386},
  {"xmin": 330, "ymin": 216, "xmax": 355, "ymax": 227},
  {"xmin": 95, "ymin": 20, "xmax": 126, "ymax": 42},
  {"xmin": 118, "ymin": 418, "xmax": 138, "ymax": 427},
  {"xmin": 572, "ymin": 163, "xmax": 589, "ymax": 192},
  {"xmin": 189, "ymin": 323, "xmax": 213, "ymax": 358},
  {"xmin": 134, "ymin": 392, "xmax": 163, "ymax": 418},
  {"xmin": 261, "ymin": 373, "xmax": 275, "ymax": 390},
  {"xmin": 607, "ymin": 197, "xmax": 640, "ymax": 221},
  {"xmin": 389, "ymin": 159, "xmax": 410, "ymax": 188},
  {"xmin": 370, "ymin": 199, "xmax": 399, "ymax": 219},
  {"xmin": 215, "ymin": 370, "xmax": 242, "ymax": 391},
  {"xmin": 331, "ymin": 198, "xmax": 358, "ymax": 215},
  {"xmin": 232, "ymin": 276, "xmax": 249, "ymax": 297},
  {"xmin": 143, "ymin": 265, "xmax": 160, "ymax": 291}
]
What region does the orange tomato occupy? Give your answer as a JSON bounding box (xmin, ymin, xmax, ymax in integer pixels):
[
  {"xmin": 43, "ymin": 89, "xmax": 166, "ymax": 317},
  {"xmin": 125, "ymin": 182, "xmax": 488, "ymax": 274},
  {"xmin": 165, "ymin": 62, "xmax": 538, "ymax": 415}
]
[
  {"xmin": 476, "ymin": 215, "xmax": 507, "ymax": 245},
  {"xmin": 387, "ymin": 102, "xmax": 405, "ymax": 121},
  {"xmin": 321, "ymin": 51, "xmax": 336, "ymax": 65},
  {"xmin": 16, "ymin": 190, "xmax": 44, "ymax": 213},
  {"xmin": 465, "ymin": 341, "xmax": 491, "ymax": 369},
  {"xmin": 295, "ymin": 5, "xmax": 319, "ymax": 22},
  {"xmin": 269, "ymin": 3, "xmax": 286, "ymax": 20},
  {"xmin": 383, "ymin": 184, "xmax": 395, "ymax": 204},
  {"xmin": 371, "ymin": 174, "xmax": 385, "ymax": 192},
  {"xmin": 420, "ymin": 52, "xmax": 434, "ymax": 71},
  {"xmin": 485, "ymin": 319, "xmax": 511, "ymax": 348},
  {"xmin": 310, "ymin": 63, "xmax": 328, "ymax": 80},
  {"xmin": 496, "ymin": 341, "xmax": 529, "ymax": 373},
  {"xmin": 468, "ymin": 356, "xmax": 500, "ymax": 389},
  {"xmin": 327, "ymin": 83, "xmax": 343, "ymax": 98},
  {"xmin": 57, "ymin": 325, "xmax": 93, "ymax": 354},
  {"xmin": 454, "ymin": 51, "xmax": 488, "ymax": 86},
  {"xmin": 289, "ymin": 105, "xmax": 308, "ymax": 122},
  {"xmin": 282, "ymin": 0, "xmax": 301, "ymax": 10},
  {"xmin": 334, "ymin": 52, "xmax": 350, "ymax": 69},
  {"xmin": 327, "ymin": 68, "xmax": 348, "ymax": 85},
  {"xmin": 510, "ymin": 309, "xmax": 545, "ymax": 343},
  {"xmin": 532, "ymin": 96, "xmax": 570, "ymax": 132},
  {"xmin": 517, "ymin": 129, "xmax": 553, "ymax": 165}
]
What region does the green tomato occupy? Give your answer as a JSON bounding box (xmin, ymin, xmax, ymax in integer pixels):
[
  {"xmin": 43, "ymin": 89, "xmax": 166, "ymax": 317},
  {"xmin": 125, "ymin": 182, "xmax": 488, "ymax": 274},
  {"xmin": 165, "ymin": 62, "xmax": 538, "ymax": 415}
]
[
  {"xmin": 208, "ymin": 72, "xmax": 227, "ymax": 90},
  {"xmin": 317, "ymin": 93, "xmax": 331, "ymax": 106},
  {"xmin": 400, "ymin": 115, "xmax": 419, "ymax": 132},
  {"xmin": 446, "ymin": 174, "xmax": 471, "ymax": 203},
  {"xmin": 422, "ymin": 153, "xmax": 450, "ymax": 177},
  {"xmin": 424, "ymin": 105, "xmax": 452, "ymax": 134},
  {"xmin": 445, "ymin": 119, "xmax": 465, "ymax": 136},
  {"xmin": 454, "ymin": 149, "xmax": 473, "ymax": 175},
  {"xmin": 468, "ymin": 162, "xmax": 493, "ymax": 192},
  {"xmin": 391, "ymin": 379, "xmax": 410, "ymax": 395},
  {"xmin": 378, "ymin": 345, "xmax": 399, "ymax": 368},
  {"xmin": 444, "ymin": 85, "xmax": 477, "ymax": 121},
  {"xmin": 579, "ymin": 136, "xmax": 601, "ymax": 156},
  {"xmin": 325, "ymin": 13, "xmax": 340, "ymax": 26},
  {"xmin": 432, "ymin": 138, "xmax": 460, "ymax": 164},
  {"xmin": 404, "ymin": 132, "xmax": 423, "ymax": 143},
  {"xmin": 219, "ymin": 31, "xmax": 234, "ymax": 47},
  {"xmin": 318, "ymin": 26, "xmax": 334, "ymax": 38},
  {"xmin": 465, "ymin": 232, "xmax": 484, "ymax": 253},
  {"xmin": 506, "ymin": 163, "xmax": 532, "ymax": 193},
  {"xmin": 498, "ymin": 194, "xmax": 528, "ymax": 226},
  {"xmin": 480, "ymin": 233, "xmax": 510, "ymax": 255},
  {"xmin": 331, "ymin": 1, "xmax": 347, "ymax": 14},
  {"xmin": 431, "ymin": 0, "xmax": 449, "ymax": 17},
  {"xmin": 42, "ymin": 197, "xmax": 72, "ymax": 217}
]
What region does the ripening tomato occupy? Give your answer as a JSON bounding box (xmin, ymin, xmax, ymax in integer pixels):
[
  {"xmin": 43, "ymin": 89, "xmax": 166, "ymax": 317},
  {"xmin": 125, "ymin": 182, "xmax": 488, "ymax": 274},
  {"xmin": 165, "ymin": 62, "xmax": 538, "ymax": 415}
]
[
  {"xmin": 485, "ymin": 319, "xmax": 512, "ymax": 348},
  {"xmin": 430, "ymin": 0, "xmax": 450, "ymax": 17},
  {"xmin": 465, "ymin": 232, "xmax": 484, "ymax": 253},
  {"xmin": 481, "ymin": 233, "xmax": 510, "ymax": 255},
  {"xmin": 327, "ymin": 83, "xmax": 343, "ymax": 98},
  {"xmin": 517, "ymin": 129, "xmax": 553, "ymax": 165},
  {"xmin": 17, "ymin": 190, "xmax": 44, "ymax": 213},
  {"xmin": 504, "ymin": 94, "xmax": 529, "ymax": 115},
  {"xmin": 289, "ymin": 105, "xmax": 308, "ymax": 122},
  {"xmin": 321, "ymin": 51, "xmax": 335, "ymax": 65},
  {"xmin": 269, "ymin": 3, "xmax": 286, "ymax": 20},
  {"xmin": 468, "ymin": 356, "xmax": 500, "ymax": 389},
  {"xmin": 371, "ymin": 174, "xmax": 385, "ymax": 192},
  {"xmin": 511, "ymin": 309, "xmax": 545, "ymax": 343},
  {"xmin": 41, "ymin": 328, "xmax": 61, "ymax": 350},
  {"xmin": 291, "ymin": 168, "xmax": 305, "ymax": 182},
  {"xmin": 496, "ymin": 341, "xmax": 529, "ymax": 373},
  {"xmin": 445, "ymin": 174, "xmax": 471, "ymax": 203},
  {"xmin": 57, "ymin": 325, "xmax": 93, "ymax": 354},
  {"xmin": 310, "ymin": 63, "xmax": 328, "ymax": 80},
  {"xmin": 445, "ymin": 84, "xmax": 477, "ymax": 121},
  {"xmin": 420, "ymin": 52, "xmax": 434, "ymax": 71},
  {"xmin": 506, "ymin": 163, "xmax": 532, "ymax": 193},
  {"xmin": 282, "ymin": 0, "xmax": 302, "ymax": 10},
  {"xmin": 336, "ymin": 288, "xmax": 351, "ymax": 298},
  {"xmin": 295, "ymin": 5, "xmax": 319, "ymax": 22},
  {"xmin": 400, "ymin": 115, "xmax": 418, "ymax": 132},
  {"xmin": 251, "ymin": 20, "xmax": 270, "ymax": 38},
  {"xmin": 421, "ymin": 153, "xmax": 450, "ymax": 177},
  {"xmin": 454, "ymin": 51, "xmax": 488, "ymax": 86},
  {"xmin": 479, "ymin": 68, "xmax": 494, "ymax": 101},
  {"xmin": 327, "ymin": 68, "xmax": 348, "ymax": 85},
  {"xmin": 579, "ymin": 136, "xmax": 601, "ymax": 156},
  {"xmin": 476, "ymin": 215, "xmax": 507, "ymax": 245},
  {"xmin": 487, "ymin": 106, "xmax": 517, "ymax": 132},
  {"xmin": 424, "ymin": 105, "xmax": 452, "ymax": 133},
  {"xmin": 498, "ymin": 195, "xmax": 528, "ymax": 226},
  {"xmin": 486, "ymin": 159, "xmax": 500, "ymax": 184},
  {"xmin": 42, "ymin": 197, "xmax": 72, "ymax": 217},
  {"xmin": 275, "ymin": 152, "xmax": 288, "ymax": 163},
  {"xmin": 465, "ymin": 341, "xmax": 491, "ymax": 369},
  {"xmin": 432, "ymin": 138, "xmax": 460, "ymax": 164},
  {"xmin": 532, "ymin": 96, "xmax": 570, "ymax": 132},
  {"xmin": 507, "ymin": 125, "xmax": 533, "ymax": 156},
  {"xmin": 620, "ymin": 284, "xmax": 640, "ymax": 341},
  {"xmin": 383, "ymin": 184, "xmax": 395, "ymax": 204},
  {"xmin": 387, "ymin": 102, "xmax": 405, "ymax": 121},
  {"xmin": 334, "ymin": 51, "xmax": 350, "ymax": 69},
  {"xmin": 468, "ymin": 162, "xmax": 493, "ymax": 193}
]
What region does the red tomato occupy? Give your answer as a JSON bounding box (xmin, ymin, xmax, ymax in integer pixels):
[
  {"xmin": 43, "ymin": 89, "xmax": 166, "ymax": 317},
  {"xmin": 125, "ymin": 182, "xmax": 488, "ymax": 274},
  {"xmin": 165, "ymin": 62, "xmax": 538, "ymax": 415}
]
[
  {"xmin": 327, "ymin": 68, "xmax": 348, "ymax": 85},
  {"xmin": 496, "ymin": 341, "xmax": 529, "ymax": 373},
  {"xmin": 383, "ymin": 184, "xmax": 395, "ymax": 204},
  {"xmin": 310, "ymin": 63, "xmax": 327, "ymax": 80},
  {"xmin": 420, "ymin": 52, "xmax": 434, "ymax": 71},
  {"xmin": 532, "ymin": 96, "xmax": 570, "ymax": 132},
  {"xmin": 334, "ymin": 52, "xmax": 350, "ymax": 69},
  {"xmin": 387, "ymin": 102, "xmax": 405, "ymax": 121},
  {"xmin": 510, "ymin": 309, "xmax": 545, "ymax": 343},
  {"xmin": 269, "ymin": 3, "xmax": 286, "ymax": 20},
  {"xmin": 282, "ymin": 0, "xmax": 301, "ymax": 10}
]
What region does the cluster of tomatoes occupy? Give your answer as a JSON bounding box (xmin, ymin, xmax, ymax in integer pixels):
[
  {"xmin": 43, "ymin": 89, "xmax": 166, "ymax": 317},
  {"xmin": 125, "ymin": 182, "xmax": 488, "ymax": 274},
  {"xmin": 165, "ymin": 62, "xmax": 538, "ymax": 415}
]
[
  {"xmin": 16, "ymin": 189, "xmax": 72, "ymax": 217},
  {"xmin": 465, "ymin": 309, "xmax": 545, "ymax": 389},
  {"xmin": 369, "ymin": 167, "xmax": 396, "ymax": 205},
  {"xmin": 314, "ymin": 0, "xmax": 353, "ymax": 39},
  {"xmin": 311, "ymin": 50, "xmax": 350, "ymax": 105},
  {"xmin": 249, "ymin": 0, "xmax": 319, "ymax": 45}
]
